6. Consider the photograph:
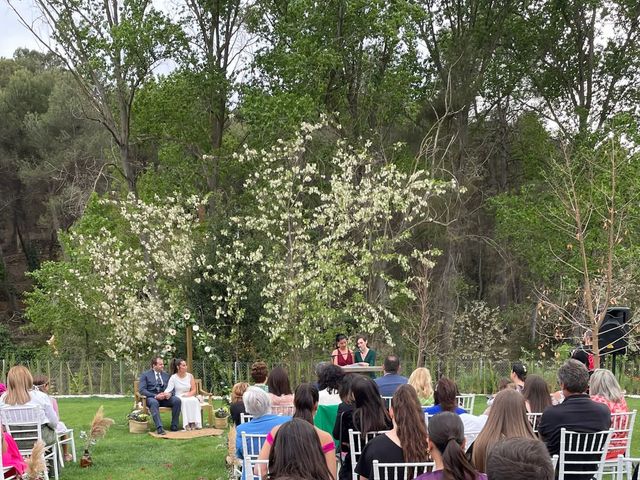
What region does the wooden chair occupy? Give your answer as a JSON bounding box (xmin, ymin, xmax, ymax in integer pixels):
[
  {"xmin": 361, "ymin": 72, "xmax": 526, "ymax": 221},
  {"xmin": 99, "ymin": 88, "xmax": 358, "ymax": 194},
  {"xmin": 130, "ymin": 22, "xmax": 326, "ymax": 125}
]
[
  {"xmin": 372, "ymin": 460, "xmax": 435, "ymax": 480},
  {"xmin": 133, "ymin": 378, "xmax": 214, "ymax": 426},
  {"xmin": 558, "ymin": 428, "xmax": 613, "ymax": 480}
]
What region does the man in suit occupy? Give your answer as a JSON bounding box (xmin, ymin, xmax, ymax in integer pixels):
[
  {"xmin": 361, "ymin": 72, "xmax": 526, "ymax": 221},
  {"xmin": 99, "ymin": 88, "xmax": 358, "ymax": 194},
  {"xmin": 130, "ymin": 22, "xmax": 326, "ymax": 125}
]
[
  {"xmin": 374, "ymin": 355, "xmax": 408, "ymax": 396},
  {"xmin": 538, "ymin": 359, "xmax": 611, "ymax": 479},
  {"xmin": 139, "ymin": 356, "xmax": 181, "ymax": 435}
]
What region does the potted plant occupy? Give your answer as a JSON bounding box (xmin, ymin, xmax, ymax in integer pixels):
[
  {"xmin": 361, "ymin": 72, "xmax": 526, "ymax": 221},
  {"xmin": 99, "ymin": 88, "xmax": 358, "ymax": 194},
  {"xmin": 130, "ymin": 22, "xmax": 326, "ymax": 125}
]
[
  {"xmin": 214, "ymin": 407, "xmax": 229, "ymax": 429},
  {"xmin": 127, "ymin": 409, "xmax": 150, "ymax": 434},
  {"xmin": 79, "ymin": 406, "xmax": 114, "ymax": 467}
]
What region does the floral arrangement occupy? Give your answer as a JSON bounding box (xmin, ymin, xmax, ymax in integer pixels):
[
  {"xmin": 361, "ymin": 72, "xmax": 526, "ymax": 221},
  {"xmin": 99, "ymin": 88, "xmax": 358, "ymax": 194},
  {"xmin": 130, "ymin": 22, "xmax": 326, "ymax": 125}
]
[
  {"xmin": 80, "ymin": 406, "xmax": 114, "ymax": 455},
  {"xmin": 215, "ymin": 407, "xmax": 229, "ymax": 419},
  {"xmin": 127, "ymin": 409, "xmax": 150, "ymax": 422}
]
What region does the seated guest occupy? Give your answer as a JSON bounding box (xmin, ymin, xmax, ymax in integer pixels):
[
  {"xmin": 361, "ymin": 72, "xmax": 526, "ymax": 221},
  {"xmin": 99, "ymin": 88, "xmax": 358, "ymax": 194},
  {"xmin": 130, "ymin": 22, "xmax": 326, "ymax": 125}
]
[
  {"xmin": 333, "ymin": 374, "xmax": 357, "ymax": 480},
  {"xmin": 486, "ymin": 438, "xmax": 554, "ymax": 480},
  {"xmin": 374, "ymin": 355, "xmax": 408, "ymax": 396},
  {"xmin": 235, "ymin": 386, "xmax": 291, "ymax": 478},
  {"xmin": 268, "ymin": 418, "xmax": 333, "ymax": 480},
  {"xmin": 486, "ymin": 378, "xmax": 517, "ymax": 408},
  {"xmin": 510, "ymin": 362, "xmax": 527, "ymax": 392},
  {"xmin": 589, "ymin": 368, "xmax": 628, "ymax": 459},
  {"xmin": 1, "ymin": 430, "xmax": 27, "ymax": 477},
  {"xmin": 538, "ymin": 360, "xmax": 610, "ymax": 458},
  {"xmin": 317, "ymin": 363, "xmax": 344, "ymax": 405},
  {"xmin": 332, "ymin": 333, "xmax": 354, "ymax": 366},
  {"xmin": 139, "ymin": 356, "xmax": 181, "ymax": 435},
  {"xmin": 256, "ymin": 384, "xmax": 336, "ymax": 479},
  {"xmin": 355, "ymin": 384, "xmax": 429, "ymax": 480},
  {"xmin": 165, "ymin": 358, "xmax": 202, "ymax": 430},
  {"xmin": 251, "ymin": 361, "xmax": 269, "ymax": 391},
  {"xmin": 424, "ymin": 377, "xmax": 466, "ymax": 415},
  {"xmin": 33, "ymin": 375, "xmax": 73, "ymax": 461},
  {"xmin": 267, "ymin": 367, "xmax": 294, "ymax": 406},
  {"xmin": 522, "ymin": 374, "xmax": 552, "ymax": 413},
  {"xmin": 408, "ymin": 367, "xmax": 434, "ymax": 406},
  {"xmin": 230, "ymin": 382, "xmax": 250, "ymax": 427},
  {"xmin": 336, "ymin": 376, "xmax": 392, "ymax": 480},
  {"xmin": 228, "ymin": 382, "xmax": 249, "ymax": 465},
  {"xmin": 471, "ymin": 389, "xmax": 536, "ymax": 472},
  {"xmin": 415, "ymin": 412, "xmax": 487, "ymax": 480},
  {"xmin": 0, "ymin": 365, "xmax": 58, "ymax": 447}
]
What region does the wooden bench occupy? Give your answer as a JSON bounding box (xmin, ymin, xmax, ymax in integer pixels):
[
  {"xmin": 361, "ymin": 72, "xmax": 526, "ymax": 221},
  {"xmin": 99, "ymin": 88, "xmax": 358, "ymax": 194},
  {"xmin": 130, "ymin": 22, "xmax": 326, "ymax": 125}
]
[{"xmin": 134, "ymin": 379, "xmax": 214, "ymax": 426}]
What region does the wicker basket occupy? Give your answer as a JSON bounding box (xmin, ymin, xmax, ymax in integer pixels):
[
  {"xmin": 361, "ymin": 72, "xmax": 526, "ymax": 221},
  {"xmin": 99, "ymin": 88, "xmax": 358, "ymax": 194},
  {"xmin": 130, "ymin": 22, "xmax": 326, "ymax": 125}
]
[
  {"xmin": 214, "ymin": 416, "xmax": 228, "ymax": 429},
  {"xmin": 129, "ymin": 420, "xmax": 149, "ymax": 434}
]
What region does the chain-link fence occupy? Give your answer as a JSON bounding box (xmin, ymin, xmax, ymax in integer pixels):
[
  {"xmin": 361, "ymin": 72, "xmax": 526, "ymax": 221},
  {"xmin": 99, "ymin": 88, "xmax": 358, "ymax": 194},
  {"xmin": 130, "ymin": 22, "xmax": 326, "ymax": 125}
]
[{"xmin": 2, "ymin": 355, "xmax": 638, "ymax": 396}]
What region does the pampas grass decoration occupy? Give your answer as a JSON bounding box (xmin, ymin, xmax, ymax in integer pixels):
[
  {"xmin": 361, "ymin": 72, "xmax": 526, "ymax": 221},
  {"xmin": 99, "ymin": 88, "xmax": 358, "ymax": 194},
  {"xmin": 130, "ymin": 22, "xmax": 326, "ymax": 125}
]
[
  {"xmin": 86, "ymin": 405, "xmax": 115, "ymax": 449},
  {"xmin": 25, "ymin": 440, "xmax": 46, "ymax": 479}
]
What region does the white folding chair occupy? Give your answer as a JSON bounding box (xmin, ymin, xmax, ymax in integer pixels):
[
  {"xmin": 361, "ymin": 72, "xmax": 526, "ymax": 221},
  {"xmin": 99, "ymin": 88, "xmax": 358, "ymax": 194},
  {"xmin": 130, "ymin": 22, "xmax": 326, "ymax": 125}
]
[
  {"xmin": 271, "ymin": 405, "xmax": 295, "ymax": 416},
  {"xmin": 456, "ymin": 394, "xmax": 475, "ymax": 414},
  {"xmin": 381, "ymin": 396, "xmax": 393, "ymax": 409},
  {"xmin": 558, "ymin": 428, "xmax": 613, "ymax": 480},
  {"xmin": 0, "ymin": 420, "xmax": 18, "ymax": 480},
  {"xmin": 372, "ymin": 460, "xmax": 435, "ymax": 480},
  {"xmin": 348, "ymin": 429, "xmax": 385, "ymax": 480},
  {"xmin": 0, "ymin": 405, "xmax": 59, "ymax": 480},
  {"xmin": 604, "ymin": 411, "xmax": 637, "ymax": 477},
  {"xmin": 56, "ymin": 427, "xmax": 77, "ymax": 467},
  {"xmin": 240, "ymin": 413, "xmax": 254, "ymax": 424},
  {"xmin": 245, "ymin": 458, "xmax": 269, "ymax": 480},
  {"xmin": 616, "ymin": 456, "xmax": 640, "ymax": 480},
  {"xmin": 552, "ymin": 455, "xmax": 559, "ymax": 470},
  {"xmin": 527, "ymin": 412, "xmax": 543, "ymax": 434},
  {"xmin": 240, "ymin": 432, "xmax": 268, "ymax": 480}
]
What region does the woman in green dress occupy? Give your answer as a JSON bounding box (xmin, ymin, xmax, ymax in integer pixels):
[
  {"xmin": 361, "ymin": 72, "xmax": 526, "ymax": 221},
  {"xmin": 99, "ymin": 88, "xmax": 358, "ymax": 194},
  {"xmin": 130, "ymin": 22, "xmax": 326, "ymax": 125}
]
[{"xmin": 354, "ymin": 335, "xmax": 376, "ymax": 366}]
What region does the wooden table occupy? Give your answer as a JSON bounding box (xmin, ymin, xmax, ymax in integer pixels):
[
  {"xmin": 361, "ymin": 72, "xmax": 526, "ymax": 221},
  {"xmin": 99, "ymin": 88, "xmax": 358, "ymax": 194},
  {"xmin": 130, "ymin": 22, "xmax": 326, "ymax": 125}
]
[{"xmin": 340, "ymin": 365, "xmax": 383, "ymax": 374}]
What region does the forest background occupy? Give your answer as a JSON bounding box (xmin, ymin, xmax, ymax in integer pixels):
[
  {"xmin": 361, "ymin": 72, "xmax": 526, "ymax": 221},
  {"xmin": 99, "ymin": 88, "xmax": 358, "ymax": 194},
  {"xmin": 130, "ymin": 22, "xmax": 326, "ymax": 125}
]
[{"xmin": 1, "ymin": 0, "xmax": 640, "ymax": 390}]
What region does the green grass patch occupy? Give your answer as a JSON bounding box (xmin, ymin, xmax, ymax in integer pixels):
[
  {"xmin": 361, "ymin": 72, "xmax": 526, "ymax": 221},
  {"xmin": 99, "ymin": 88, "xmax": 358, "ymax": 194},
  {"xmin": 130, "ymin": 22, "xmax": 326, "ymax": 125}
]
[{"xmin": 57, "ymin": 397, "xmax": 229, "ymax": 479}]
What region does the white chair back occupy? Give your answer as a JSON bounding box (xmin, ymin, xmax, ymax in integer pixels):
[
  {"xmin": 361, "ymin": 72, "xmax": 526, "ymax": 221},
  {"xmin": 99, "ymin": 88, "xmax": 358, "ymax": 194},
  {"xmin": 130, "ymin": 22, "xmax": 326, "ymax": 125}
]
[
  {"xmin": 0, "ymin": 405, "xmax": 59, "ymax": 480},
  {"xmin": 616, "ymin": 456, "xmax": 640, "ymax": 480},
  {"xmin": 456, "ymin": 394, "xmax": 475, "ymax": 414},
  {"xmin": 527, "ymin": 412, "xmax": 543, "ymax": 433},
  {"xmin": 552, "ymin": 454, "xmax": 559, "ymax": 470},
  {"xmin": 240, "ymin": 413, "xmax": 254, "ymax": 424},
  {"xmin": 381, "ymin": 396, "xmax": 393, "ymax": 409},
  {"xmin": 244, "ymin": 458, "xmax": 269, "ymax": 480},
  {"xmin": 372, "ymin": 460, "xmax": 435, "ymax": 480},
  {"xmin": 0, "ymin": 415, "xmax": 18, "ymax": 480},
  {"xmin": 349, "ymin": 429, "xmax": 385, "ymax": 480},
  {"xmin": 271, "ymin": 405, "xmax": 295, "ymax": 416},
  {"xmin": 240, "ymin": 431, "xmax": 268, "ymax": 476},
  {"xmin": 608, "ymin": 410, "xmax": 637, "ymax": 460},
  {"xmin": 558, "ymin": 428, "xmax": 613, "ymax": 480}
]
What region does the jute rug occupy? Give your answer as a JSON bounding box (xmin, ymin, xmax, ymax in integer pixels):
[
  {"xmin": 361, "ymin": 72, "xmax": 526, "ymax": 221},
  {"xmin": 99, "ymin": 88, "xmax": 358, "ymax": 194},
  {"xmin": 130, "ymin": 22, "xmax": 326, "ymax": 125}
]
[{"xmin": 149, "ymin": 427, "xmax": 224, "ymax": 439}]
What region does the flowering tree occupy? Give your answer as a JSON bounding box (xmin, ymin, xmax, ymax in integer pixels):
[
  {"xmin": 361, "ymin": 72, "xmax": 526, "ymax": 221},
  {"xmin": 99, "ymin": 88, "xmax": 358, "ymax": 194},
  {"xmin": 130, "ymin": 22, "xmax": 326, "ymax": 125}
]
[
  {"xmin": 210, "ymin": 120, "xmax": 458, "ymax": 349},
  {"xmin": 27, "ymin": 193, "xmax": 215, "ymax": 365}
]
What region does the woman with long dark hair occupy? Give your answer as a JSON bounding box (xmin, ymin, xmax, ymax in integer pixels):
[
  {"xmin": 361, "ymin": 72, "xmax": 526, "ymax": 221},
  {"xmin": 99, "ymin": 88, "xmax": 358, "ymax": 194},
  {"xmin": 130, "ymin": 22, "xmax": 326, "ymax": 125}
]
[
  {"xmin": 522, "ymin": 374, "xmax": 551, "ymax": 413},
  {"xmin": 415, "ymin": 412, "xmax": 486, "ymax": 480},
  {"xmin": 267, "ymin": 367, "xmax": 294, "ymax": 406},
  {"xmin": 332, "ymin": 333, "xmax": 354, "ymax": 366},
  {"xmin": 335, "ymin": 376, "xmax": 392, "ymax": 480},
  {"xmin": 355, "ymin": 384, "xmax": 429, "ymax": 479},
  {"xmin": 268, "ymin": 418, "xmax": 333, "ymax": 480},
  {"xmin": 257, "ymin": 384, "xmax": 336, "ymax": 479}
]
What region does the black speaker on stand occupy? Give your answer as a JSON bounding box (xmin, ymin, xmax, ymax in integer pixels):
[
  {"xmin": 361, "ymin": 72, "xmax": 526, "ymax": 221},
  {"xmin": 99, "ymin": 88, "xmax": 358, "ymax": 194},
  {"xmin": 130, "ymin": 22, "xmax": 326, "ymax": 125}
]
[{"xmin": 598, "ymin": 306, "xmax": 631, "ymax": 374}]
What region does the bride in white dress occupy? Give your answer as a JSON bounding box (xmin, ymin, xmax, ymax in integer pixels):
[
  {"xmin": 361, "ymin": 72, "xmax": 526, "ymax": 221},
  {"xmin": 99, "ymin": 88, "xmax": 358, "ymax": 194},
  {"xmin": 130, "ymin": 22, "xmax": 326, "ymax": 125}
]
[{"xmin": 165, "ymin": 358, "xmax": 202, "ymax": 430}]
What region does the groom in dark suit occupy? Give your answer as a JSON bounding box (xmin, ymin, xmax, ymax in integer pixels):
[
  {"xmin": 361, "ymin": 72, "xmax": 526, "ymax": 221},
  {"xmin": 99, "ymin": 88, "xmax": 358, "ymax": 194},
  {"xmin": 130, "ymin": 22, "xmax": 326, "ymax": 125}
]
[{"xmin": 139, "ymin": 356, "xmax": 181, "ymax": 435}]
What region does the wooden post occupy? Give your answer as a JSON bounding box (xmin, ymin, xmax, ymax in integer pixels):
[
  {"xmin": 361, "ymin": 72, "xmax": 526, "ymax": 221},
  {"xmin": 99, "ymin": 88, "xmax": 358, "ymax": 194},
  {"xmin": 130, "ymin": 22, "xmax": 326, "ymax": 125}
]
[{"xmin": 186, "ymin": 325, "xmax": 193, "ymax": 373}]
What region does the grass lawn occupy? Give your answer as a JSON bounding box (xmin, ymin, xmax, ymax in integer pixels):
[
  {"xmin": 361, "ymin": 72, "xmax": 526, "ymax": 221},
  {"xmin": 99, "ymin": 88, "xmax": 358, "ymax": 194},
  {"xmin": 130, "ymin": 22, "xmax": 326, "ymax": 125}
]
[
  {"xmin": 57, "ymin": 397, "xmax": 229, "ymax": 480},
  {"xmin": 55, "ymin": 395, "xmax": 640, "ymax": 479}
]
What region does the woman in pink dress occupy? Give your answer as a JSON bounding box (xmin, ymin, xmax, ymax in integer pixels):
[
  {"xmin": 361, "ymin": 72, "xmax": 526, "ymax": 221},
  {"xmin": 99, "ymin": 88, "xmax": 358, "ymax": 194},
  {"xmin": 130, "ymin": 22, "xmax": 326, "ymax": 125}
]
[
  {"xmin": 589, "ymin": 368, "xmax": 628, "ymax": 459},
  {"xmin": 2, "ymin": 431, "xmax": 27, "ymax": 476}
]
